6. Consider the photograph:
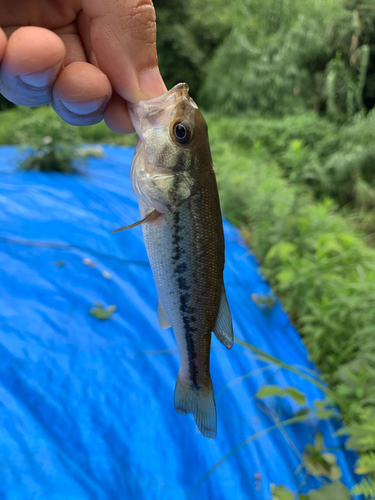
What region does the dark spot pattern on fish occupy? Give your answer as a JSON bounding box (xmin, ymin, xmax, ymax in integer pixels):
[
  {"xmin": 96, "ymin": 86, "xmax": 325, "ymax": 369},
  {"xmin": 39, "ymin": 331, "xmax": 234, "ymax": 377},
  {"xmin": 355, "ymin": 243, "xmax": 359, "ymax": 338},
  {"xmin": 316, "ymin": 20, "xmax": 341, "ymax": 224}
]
[
  {"xmin": 179, "ymin": 292, "xmax": 189, "ymax": 314},
  {"xmin": 177, "ymin": 276, "xmax": 189, "ymax": 291},
  {"xmin": 171, "ymin": 250, "xmax": 181, "ymax": 261},
  {"xmin": 172, "ymin": 234, "xmax": 183, "ymax": 244},
  {"xmin": 169, "ymin": 161, "xmax": 180, "ymax": 203},
  {"xmin": 174, "ymin": 263, "xmax": 187, "ymax": 274},
  {"xmin": 172, "ymin": 209, "xmax": 199, "ymax": 389},
  {"xmin": 167, "ymin": 152, "xmax": 189, "ymax": 205},
  {"xmin": 159, "ymin": 144, "xmax": 185, "ymax": 171}
]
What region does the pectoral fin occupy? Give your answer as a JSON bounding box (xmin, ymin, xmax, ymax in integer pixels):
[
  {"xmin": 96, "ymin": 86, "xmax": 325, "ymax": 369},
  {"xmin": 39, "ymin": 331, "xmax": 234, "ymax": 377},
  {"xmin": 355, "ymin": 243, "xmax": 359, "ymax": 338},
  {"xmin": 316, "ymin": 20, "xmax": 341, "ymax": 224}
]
[
  {"xmin": 158, "ymin": 297, "xmax": 171, "ymax": 329},
  {"xmin": 212, "ymin": 285, "xmax": 233, "ymax": 349},
  {"xmin": 111, "ymin": 209, "xmax": 159, "ymax": 233}
]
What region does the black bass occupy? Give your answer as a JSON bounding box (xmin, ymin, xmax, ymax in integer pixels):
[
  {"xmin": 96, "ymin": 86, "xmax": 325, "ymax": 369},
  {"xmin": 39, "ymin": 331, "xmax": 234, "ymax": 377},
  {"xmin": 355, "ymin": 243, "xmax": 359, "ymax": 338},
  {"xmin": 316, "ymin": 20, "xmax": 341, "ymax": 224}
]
[{"xmin": 113, "ymin": 83, "xmax": 233, "ymax": 439}]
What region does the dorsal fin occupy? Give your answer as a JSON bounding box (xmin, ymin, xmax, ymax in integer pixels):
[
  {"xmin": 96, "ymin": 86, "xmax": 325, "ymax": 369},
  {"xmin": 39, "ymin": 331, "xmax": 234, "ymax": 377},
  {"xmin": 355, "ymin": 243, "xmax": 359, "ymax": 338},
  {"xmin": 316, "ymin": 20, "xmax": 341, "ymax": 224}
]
[
  {"xmin": 158, "ymin": 297, "xmax": 171, "ymax": 329},
  {"xmin": 212, "ymin": 285, "xmax": 233, "ymax": 349}
]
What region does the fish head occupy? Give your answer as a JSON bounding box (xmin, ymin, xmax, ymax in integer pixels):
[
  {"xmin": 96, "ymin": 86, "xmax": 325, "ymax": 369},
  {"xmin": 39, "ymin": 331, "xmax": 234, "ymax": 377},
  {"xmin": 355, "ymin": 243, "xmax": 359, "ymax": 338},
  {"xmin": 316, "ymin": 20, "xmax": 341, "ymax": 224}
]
[{"xmin": 128, "ymin": 83, "xmax": 212, "ymax": 214}]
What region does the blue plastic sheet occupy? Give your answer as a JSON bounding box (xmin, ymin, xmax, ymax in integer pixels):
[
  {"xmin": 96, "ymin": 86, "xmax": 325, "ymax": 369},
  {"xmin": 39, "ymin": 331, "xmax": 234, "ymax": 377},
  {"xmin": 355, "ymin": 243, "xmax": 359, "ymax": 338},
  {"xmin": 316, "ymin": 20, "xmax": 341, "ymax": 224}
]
[{"xmin": 0, "ymin": 145, "xmax": 359, "ymax": 499}]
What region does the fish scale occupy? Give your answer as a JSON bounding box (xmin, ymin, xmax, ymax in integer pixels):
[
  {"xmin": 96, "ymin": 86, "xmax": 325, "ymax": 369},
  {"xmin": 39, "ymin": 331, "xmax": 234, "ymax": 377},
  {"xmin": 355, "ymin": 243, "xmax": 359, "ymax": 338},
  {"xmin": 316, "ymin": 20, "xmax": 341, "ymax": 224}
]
[{"xmin": 140, "ymin": 179, "xmax": 223, "ymax": 391}]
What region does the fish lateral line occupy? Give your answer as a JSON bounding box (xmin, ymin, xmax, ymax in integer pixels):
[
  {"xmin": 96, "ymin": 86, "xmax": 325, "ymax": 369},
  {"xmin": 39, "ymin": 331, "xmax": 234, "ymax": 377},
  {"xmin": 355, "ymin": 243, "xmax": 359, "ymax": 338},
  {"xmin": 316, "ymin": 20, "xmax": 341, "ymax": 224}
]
[{"xmin": 110, "ymin": 209, "xmax": 160, "ymax": 233}]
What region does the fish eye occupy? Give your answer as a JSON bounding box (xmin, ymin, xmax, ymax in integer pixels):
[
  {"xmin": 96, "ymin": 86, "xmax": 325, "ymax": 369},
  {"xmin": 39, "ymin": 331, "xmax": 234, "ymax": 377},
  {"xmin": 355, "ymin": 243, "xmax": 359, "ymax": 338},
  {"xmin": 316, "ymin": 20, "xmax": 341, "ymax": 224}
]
[{"xmin": 172, "ymin": 121, "xmax": 193, "ymax": 145}]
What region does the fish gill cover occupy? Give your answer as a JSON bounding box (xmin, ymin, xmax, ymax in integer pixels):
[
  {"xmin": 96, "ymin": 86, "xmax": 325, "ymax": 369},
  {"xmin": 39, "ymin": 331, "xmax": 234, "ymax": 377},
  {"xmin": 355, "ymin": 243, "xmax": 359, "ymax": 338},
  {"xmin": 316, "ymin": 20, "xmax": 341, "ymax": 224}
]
[{"xmin": 0, "ymin": 145, "xmax": 359, "ymax": 499}]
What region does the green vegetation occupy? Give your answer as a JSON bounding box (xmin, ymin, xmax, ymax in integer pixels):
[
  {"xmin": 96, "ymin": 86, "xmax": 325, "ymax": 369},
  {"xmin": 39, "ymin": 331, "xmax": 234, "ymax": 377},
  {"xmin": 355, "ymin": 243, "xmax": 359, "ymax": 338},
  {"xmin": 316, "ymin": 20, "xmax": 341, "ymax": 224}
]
[
  {"xmin": 0, "ymin": 106, "xmax": 136, "ymax": 147},
  {"xmin": 271, "ymin": 482, "xmax": 351, "ymax": 500},
  {"xmin": 208, "ymin": 115, "xmax": 375, "ymax": 497},
  {"xmin": 17, "ymin": 110, "xmax": 83, "ymax": 173},
  {"xmin": 156, "ymin": 0, "xmax": 375, "ymax": 118},
  {"xmin": 89, "ymin": 302, "xmax": 117, "ymax": 320}
]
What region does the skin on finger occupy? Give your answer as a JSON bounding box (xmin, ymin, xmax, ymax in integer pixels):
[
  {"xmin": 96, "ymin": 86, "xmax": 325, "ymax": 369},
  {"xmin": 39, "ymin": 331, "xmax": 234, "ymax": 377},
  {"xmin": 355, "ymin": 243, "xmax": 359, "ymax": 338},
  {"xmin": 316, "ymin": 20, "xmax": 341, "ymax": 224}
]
[
  {"xmin": 51, "ymin": 61, "xmax": 112, "ymax": 126},
  {"xmin": 80, "ymin": 0, "xmax": 167, "ymax": 104},
  {"xmin": 0, "ymin": 26, "xmax": 65, "ymax": 106},
  {"xmin": 74, "ymin": 13, "xmax": 97, "ymax": 66},
  {"xmin": 0, "ymin": 28, "xmax": 6, "ymax": 60},
  {"xmin": 104, "ymin": 92, "xmax": 135, "ymax": 134},
  {"xmin": 54, "ymin": 24, "xmax": 88, "ymax": 66}
]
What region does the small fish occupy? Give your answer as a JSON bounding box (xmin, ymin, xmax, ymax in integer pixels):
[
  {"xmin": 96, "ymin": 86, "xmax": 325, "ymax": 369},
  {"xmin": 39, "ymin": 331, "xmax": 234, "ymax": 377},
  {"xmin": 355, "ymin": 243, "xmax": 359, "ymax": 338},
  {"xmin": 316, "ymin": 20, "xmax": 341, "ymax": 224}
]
[{"xmin": 113, "ymin": 83, "xmax": 233, "ymax": 438}]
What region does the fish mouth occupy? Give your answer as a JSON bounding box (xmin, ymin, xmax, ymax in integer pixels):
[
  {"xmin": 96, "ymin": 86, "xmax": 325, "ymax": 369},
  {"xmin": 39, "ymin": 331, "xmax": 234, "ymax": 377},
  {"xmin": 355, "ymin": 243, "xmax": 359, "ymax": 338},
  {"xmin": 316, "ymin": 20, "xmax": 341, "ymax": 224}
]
[{"xmin": 128, "ymin": 83, "xmax": 198, "ymax": 130}]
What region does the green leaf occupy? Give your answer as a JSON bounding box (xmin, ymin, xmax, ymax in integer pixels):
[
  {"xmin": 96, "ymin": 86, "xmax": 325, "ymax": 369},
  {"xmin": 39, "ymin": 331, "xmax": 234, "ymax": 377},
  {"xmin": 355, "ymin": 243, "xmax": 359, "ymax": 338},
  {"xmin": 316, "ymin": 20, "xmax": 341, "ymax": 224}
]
[
  {"xmin": 55, "ymin": 260, "xmax": 66, "ymax": 267},
  {"xmin": 284, "ymin": 388, "xmax": 306, "ymax": 405},
  {"xmin": 271, "ymin": 484, "xmax": 294, "ymax": 500},
  {"xmin": 355, "ymin": 465, "xmax": 375, "ymax": 474},
  {"xmin": 304, "ymin": 453, "xmax": 326, "ymax": 477},
  {"xmin": 354, "ymin": 451, "xmax": 375, "ymax": 474},
  {"xmin": 353, "ymin": 477, "xmax": 375, "ymax": 498},
  {"xmin": 307, "ymin": 482, "xmax": 350, "ymax": 500},
  {"xmin": 329, "ymin": 464, "xmax": 343, "ymax": 481},
  {"xmin": 256, "ymin": 385, "xmax": 285, "ymax": 399},
  {"xmin": 89, "ymin": 303, "xmax": 117, "ymax": 320},
  {"xmin": 276, "ymin": 269, "xmax": 296, "ymax": 287},
  {"xmin": 313, "ymin": 399, "xmax": 335, "ymax": 420},
  {"xmin": 256, "ymin": 385, "xmax": 306, "ymax": 405},
  {"xmin": 314, "ymin": 432, "xmax": 323, "ymax": 451},
  {"xmin": 321, "ymin": 452, "xmax": 337, "ymax": 465},
  {"xmin": 266, "ymin": 241, "xmax": 297, "ymax": 263},
  {"xmin": 303, "ymin": 447, "xmax": 342, "ymax": 481},
  {"xmin": 295, "ymin": 408, "xmax": 311, "ymax": 417}
]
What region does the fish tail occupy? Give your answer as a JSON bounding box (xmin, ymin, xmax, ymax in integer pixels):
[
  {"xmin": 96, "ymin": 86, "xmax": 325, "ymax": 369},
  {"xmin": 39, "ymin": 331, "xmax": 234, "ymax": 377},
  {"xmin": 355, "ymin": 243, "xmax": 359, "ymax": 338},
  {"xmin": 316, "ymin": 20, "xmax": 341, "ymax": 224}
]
[{"xmin": 174, "ymin": 370, "xmax": 217, "ymax": 439}]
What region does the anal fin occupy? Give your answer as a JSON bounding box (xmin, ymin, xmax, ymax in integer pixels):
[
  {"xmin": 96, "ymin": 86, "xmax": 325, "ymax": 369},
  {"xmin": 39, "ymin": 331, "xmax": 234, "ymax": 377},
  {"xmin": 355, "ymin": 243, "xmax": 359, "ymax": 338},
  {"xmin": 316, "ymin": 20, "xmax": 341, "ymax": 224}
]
[
  {"xmin": 213, "ymin": 284, "xmax": 233, "ymax": 349},
  {"xmin": 158, "ymin": 297, "xmax": 171, "ymax": 329}
]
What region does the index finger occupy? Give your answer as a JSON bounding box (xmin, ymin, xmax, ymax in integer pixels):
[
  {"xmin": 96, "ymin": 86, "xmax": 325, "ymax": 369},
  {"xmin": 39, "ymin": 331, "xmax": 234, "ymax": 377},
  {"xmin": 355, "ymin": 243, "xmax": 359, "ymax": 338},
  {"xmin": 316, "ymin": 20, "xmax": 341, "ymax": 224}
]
[
  {"xmin": 0, "ymin": 28, "xmax": 6, "ymax": 59},
  {"xmin": 81, "ymin": 0, "xmax": 167, "ymax": 105}
]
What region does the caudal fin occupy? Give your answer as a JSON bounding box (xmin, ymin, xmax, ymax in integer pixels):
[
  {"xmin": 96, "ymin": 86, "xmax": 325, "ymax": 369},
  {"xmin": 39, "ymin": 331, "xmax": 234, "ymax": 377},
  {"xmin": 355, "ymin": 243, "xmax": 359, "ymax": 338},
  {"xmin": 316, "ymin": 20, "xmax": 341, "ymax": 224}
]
[{"xmin": 174, "ymin": 371, "xmax": 217, "ymax": 439}]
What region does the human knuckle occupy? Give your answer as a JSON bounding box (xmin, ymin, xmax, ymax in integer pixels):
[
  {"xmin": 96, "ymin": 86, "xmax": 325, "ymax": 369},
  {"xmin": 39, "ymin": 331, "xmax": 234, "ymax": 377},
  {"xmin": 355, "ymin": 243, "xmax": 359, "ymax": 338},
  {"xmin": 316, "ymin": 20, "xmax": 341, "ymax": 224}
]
[{"xmin": 123, "ymin": 1, "xmax": 156, "ymax": 42}]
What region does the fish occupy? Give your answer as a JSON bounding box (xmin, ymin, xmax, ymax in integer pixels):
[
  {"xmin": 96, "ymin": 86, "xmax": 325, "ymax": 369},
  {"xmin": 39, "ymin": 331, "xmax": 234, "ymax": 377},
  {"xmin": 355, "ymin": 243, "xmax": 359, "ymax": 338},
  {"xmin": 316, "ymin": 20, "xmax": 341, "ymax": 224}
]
[{"xmin": 112, "ymin": 83, "xmax": 233, "ymax": 439}]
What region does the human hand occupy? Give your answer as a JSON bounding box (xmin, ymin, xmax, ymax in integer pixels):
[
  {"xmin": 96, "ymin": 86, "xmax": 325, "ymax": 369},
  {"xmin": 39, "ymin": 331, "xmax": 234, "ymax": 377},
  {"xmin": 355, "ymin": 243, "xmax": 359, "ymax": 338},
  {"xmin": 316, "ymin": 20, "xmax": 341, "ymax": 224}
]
[{"xmin": 0, "ymin": 0, "xmax": 167, "ymax": 133}]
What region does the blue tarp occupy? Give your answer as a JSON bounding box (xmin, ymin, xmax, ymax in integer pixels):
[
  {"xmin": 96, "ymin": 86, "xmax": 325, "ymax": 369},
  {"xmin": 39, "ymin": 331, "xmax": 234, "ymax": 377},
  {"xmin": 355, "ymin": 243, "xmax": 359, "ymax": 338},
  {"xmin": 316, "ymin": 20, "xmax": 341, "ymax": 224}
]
[{"xmin": 0, "ymin": 145, "xmax": 359, "ymax": 499}]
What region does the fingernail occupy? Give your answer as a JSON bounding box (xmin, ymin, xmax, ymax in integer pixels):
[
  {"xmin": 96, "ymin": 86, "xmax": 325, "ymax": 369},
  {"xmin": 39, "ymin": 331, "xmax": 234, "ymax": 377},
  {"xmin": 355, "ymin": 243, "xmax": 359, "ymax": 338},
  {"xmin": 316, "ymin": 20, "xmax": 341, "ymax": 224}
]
[
  {"xmin": 18, "ymin": 61, "xmax": 62, "ymax": 88},
  {"xmin": 60, "ymin": 96, "xmax": 108, "ymax": 115},
  {"xmin": 139, "ymin": 67, "xmax": 167, "ymax": 100}
]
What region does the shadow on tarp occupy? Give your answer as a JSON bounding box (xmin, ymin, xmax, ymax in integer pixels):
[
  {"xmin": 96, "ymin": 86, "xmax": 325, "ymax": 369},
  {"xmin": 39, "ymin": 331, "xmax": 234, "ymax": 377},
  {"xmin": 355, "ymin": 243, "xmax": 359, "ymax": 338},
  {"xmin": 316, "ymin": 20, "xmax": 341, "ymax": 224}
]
[{"xmin": 0, "ymin": 145, "xmax": 360, "ymax": 500}]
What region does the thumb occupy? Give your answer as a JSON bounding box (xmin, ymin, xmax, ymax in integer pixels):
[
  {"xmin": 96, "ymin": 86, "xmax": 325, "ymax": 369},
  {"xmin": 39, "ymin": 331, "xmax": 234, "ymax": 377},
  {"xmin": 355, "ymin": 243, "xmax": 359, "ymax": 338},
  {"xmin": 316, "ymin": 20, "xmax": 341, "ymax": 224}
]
[{"xmin": 81, "ymin": 0, "xmax": 167, "ymax": 104}]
